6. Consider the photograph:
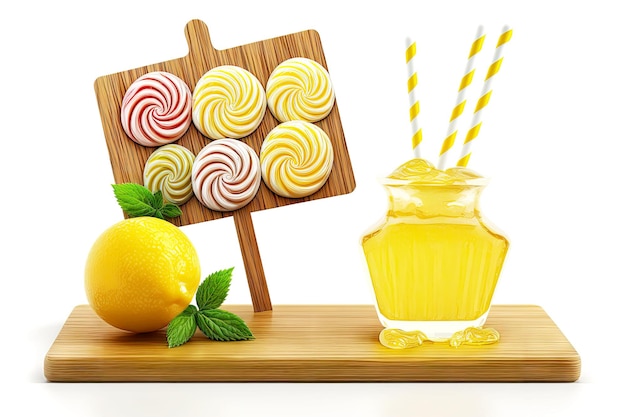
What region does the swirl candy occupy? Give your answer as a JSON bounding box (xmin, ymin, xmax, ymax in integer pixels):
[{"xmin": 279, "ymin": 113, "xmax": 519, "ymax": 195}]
[
  {"xmin": 266, "ymin": 57, "xmax": 335, "ymax": 123},
  {"xmin": 143, "ymin": 144, "xmax": 195, "ymax": 205},
  {"xmin": 191, "ymin": 139, "xmax": 261, "ymax": 211},
  {"xmin": 121, "ymin": 71, "xmax": 192, "ymax": 147},
  {"xmin": 260, "ymin": 121, "xmax": 334, "ymax": 198},
  {"xmin": 192, "ymin": 66, "xmax": 266, "ymax": 140}
]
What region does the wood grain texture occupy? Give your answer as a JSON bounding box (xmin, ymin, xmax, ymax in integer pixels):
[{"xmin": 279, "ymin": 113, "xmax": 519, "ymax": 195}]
[
  {"xmin": 93, "ymin": 20, "xmax": 356, "ymax": 312},
  {"xmin": 44, "ymin": 304, "xmax": 580, "ymax": 382}
]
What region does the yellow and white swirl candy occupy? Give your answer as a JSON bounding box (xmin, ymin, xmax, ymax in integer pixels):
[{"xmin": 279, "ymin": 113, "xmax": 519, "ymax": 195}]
[
  {"xmin": 192, "ymin": 139, "xmax": 261, "ymax": 211},
  {"xmin": 192, "ymin": 66, "xmax": 266, "ymax": 140},
  {"xmin": 143, "ymin": 144, "xmax": 195, "ymax": 204},
  {"xmin": 266, "ymin": 57, "xmax": 335, "ymax": 123},
  {"xmin": 260, "ymin": 121, "xmax": 334, "ymax": 198}
]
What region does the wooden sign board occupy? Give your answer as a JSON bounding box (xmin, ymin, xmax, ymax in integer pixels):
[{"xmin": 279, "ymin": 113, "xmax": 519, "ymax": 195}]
[{"xmin": 94, "ymin": 20, "xmax": 356, "ymax": 311}]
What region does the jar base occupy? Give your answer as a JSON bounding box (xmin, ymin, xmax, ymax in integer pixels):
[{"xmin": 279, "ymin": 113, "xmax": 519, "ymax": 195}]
[{"xmin": 376, "ymin": 309, "xmax": 491, "ymax": 339}]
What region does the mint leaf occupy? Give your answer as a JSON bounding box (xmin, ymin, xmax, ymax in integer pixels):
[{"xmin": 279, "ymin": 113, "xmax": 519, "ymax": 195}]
[
  {"xmin": 196, "ymin": 267, "xmax": 234, "ymax": 310},
  {"xmin": 161, "ymin": 203, "xmax": 183, "ymax": 219},
  {"xmin": 166, "ymin": 305, "xmax": 198, "ymax": 348},
  {"xmin": 112, "ymin": 183, "xmax": 181, "ymax": 219},
  {"xmin": 112, "ymin": 183, "xmax": 157, "ymax": 217},
  {"xmin": 196, "ymin": 309, "xmax": 254, "ymax": 341},
  {"xmin": 151, "ymin": 190, "xmax": 164, "ymax": 209}
]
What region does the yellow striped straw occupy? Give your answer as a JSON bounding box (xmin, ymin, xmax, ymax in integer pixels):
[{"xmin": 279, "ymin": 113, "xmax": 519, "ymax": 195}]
[
  {"xmin": 437, "ymin": 25, "xmax": 485, "ymax": 170},
  {"xmin": 456, "ymin": 25, "xmax": 513, "ymax": 167},
  {"xmin": 406, "ymin": 37, "xmax": 422, "ymax": 158}
]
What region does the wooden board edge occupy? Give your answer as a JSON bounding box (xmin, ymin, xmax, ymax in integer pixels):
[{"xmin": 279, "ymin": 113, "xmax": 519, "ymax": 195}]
[{"xmin": 44, "ymin": 361, "xmax": 582, "ymax": 383}]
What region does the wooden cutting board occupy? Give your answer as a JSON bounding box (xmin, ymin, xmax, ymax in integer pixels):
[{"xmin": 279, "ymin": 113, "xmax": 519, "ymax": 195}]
[
  {"xmin": 44, "ymin": 304, "xmax": 580, "ymax": 382},
  {"xmin": 93, "ymin": 19, "xmax": 356, "ymax": 313}
]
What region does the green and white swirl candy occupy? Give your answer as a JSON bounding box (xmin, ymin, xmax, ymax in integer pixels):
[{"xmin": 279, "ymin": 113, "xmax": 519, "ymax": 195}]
[{"xmin": 143, "ymin": 144, "xmax": 195, "ymax": 204}]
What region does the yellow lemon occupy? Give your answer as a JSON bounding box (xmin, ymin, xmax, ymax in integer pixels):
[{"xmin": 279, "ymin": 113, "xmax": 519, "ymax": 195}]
[{"xmin": 84, "ymin": 217, "xmax": 201, "ymax": 333}]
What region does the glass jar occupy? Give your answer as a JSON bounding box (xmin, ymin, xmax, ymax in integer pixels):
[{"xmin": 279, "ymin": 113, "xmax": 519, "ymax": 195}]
[{"xmin": 361, "ymin": 159, "xmax": 509, "ymax": 348}]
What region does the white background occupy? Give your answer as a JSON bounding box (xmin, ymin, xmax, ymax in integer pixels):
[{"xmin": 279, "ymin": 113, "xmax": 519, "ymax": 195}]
[{"xmin": 1, "ymin": 0, "xmax": 624, "ymax": 415}]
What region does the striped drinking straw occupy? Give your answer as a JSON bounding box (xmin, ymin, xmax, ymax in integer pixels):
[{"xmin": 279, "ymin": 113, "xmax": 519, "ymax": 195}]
[
  {"xmin": 456, "ymin": 25, "xmax": 513, "ymax": 167},
  {"xmin": 405, "ymin": 38, "xmax": 422, "ymax": 158},
  {"xmin": 437, "ymin": 26, "xmax": 486, "ymax": 170}
]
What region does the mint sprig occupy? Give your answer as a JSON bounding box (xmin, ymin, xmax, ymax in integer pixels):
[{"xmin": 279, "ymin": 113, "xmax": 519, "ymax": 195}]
[
  {"xmin": 166, "ymin": 267, "xmax": 254, "ymax": 348},
  {"xmin": 112, "ymin": 183, "xmax": 182, "ymax": 219}
]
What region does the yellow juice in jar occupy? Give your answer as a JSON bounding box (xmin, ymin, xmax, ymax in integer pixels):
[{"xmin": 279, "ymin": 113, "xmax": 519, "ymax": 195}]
[
  {"xmin": 363, "ymin": 221, "xmax": 508, "ymax": 321},
  {"xmin": 361, "ymin": 159, "xmax": 508, "ymax": 337}
]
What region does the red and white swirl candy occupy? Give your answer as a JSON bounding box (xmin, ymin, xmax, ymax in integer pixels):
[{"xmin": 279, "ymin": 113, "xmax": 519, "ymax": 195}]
[
  {"xmin": 191, "ymin": 139, "xmax": 261, "ymax": 211},
  {"xmin": 121, "ymin": 71, "xmax": 192, "ymax": 147}
]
